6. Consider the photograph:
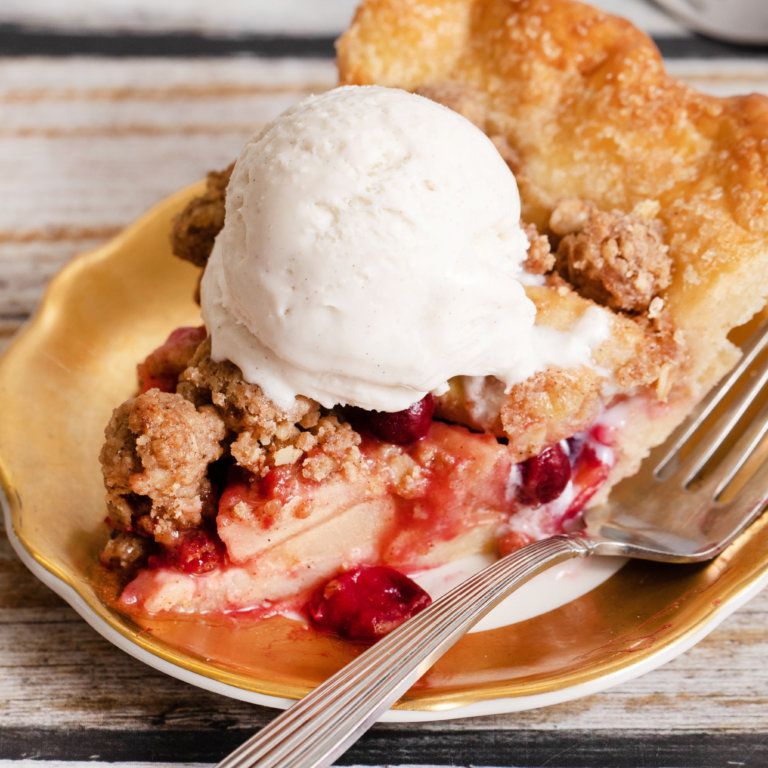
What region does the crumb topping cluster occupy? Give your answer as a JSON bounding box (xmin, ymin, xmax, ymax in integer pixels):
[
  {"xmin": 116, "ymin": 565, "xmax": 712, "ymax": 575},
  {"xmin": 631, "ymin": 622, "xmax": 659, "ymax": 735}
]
[
  {"xmin": 550, "ymin": 198, "xmax": 672, "ymax": 314},
  {"xmin": 178, "ymin": 338, "xmax": 363, "ymax": 482}
]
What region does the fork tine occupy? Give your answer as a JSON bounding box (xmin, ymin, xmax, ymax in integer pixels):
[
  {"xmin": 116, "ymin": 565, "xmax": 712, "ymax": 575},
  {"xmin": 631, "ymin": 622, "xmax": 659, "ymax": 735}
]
[
  {"xmin": 697, "ymin": 397, "xmax": 768, "ymax": 498},
  {"xmin": 655, "ymin": 322, "xmax": 768, "ymax": 476},
  {"xmin": 663, "ymin": 326, "xmax": 768, "ymax": 484},
  {"xmin": 713, "ymin": 454, "xmax": 768, "ymax": 547}
]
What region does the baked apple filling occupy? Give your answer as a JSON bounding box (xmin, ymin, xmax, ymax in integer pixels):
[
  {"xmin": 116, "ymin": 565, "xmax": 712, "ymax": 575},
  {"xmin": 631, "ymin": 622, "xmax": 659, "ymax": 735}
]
[{"xmin": 102, "ymin": 326, "xmax": 619, "ymax": 637}]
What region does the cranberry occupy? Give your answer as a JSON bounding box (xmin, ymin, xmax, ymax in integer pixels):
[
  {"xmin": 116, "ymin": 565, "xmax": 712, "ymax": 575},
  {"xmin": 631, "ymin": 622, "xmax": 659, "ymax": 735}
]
[
  {"xmin": 565, "ymin": 443, "xmax": 611, "ymax": 519},
  {"xmin": 498, "ymin": 529, "xmax": 536, "ymax": 556},
  {"xmin": 261, "ymin": 466, "xmax": 302, "ymax": 501},
  {"xmin": 137, "ymin": 325, "xmax": 206, "ymax": 393},
  {"xmin": 517, "ymin": 443, "xmax": 572, "ymax": 505},
  {"xmin": 165, "ymin": 528, "xmax": 225, "ymax": 575},
  {"xmin": 351, "ymin": 395, "xmax": 435, "ymax": 445},
  {"xmin": 218, "ymin": 469, "xmax": 305, "ymax": 530},
  {"xmin": 591, "ymin": 423, "xmax": 615, "ymax": 446},
  {"xmin": 308, "ymin": 565, "xmax": 432, "ymax": 641},
  {"xmin": 137, "ymin": 372, "xmax": 179, "ymax": 394}
]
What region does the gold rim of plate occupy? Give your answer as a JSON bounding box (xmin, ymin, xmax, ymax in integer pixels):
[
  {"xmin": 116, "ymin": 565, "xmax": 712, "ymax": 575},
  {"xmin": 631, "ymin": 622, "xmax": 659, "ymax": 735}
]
[{"xmin": 3, "ymin": 185, "xmax": 768, "ymax": 712}]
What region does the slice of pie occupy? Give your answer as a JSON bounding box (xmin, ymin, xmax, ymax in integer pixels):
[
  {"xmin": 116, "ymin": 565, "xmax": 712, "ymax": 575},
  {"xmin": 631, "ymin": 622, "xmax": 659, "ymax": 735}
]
[{"xmin": 99, "ymin": 0, "xmax": 768, "ymax": 639}]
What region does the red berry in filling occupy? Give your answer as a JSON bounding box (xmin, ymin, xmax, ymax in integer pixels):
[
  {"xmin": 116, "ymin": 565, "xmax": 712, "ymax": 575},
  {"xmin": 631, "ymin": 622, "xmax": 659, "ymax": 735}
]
[
  {"xmin": 517, "ymin": 443, "xmax": 572, "ymax": 505},
  {"xmin": 353, "ymin": 395, "xmax": 435, "ymax": 445},
  {"xmin": 137, "ymin": 325, "xmax": 207, "ymax": 393},
  {"xmin": 261, "ymin": 466, "xmax": 303, "ymax": 501},
  {"xmin": 565, "ymin": 443, "xmax": 611, "ymax": 519},
  {"xmin": 592, "ymin": 423, "xmax": 615, "ymax": 446},
  {"xmin": 137, "ymin": 372, "xmax": 179, "ymax": 394},
  {"xmin": 308, "ymin": 565, "xmax": 432, "ymax": 641},
  {"xmin": 498, "ymin": 529, "xmax": 536, "ymax": 556},
  {"xmin": 165, "ymin": 528, "xmax": 225, "ymax": 575}
]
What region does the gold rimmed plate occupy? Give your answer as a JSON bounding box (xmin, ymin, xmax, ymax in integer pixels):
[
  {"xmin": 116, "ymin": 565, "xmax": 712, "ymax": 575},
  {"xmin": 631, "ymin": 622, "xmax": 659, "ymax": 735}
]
[{"xmin": 3, "ymin": 186, "xmax": 768, "ymax": 721}]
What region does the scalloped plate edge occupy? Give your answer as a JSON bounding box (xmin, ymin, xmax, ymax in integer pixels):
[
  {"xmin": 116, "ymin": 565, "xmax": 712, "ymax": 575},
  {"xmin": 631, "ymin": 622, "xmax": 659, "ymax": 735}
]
[{"xmin": 5, "ymin": 487, "xmax": 768, "ymax": 722}]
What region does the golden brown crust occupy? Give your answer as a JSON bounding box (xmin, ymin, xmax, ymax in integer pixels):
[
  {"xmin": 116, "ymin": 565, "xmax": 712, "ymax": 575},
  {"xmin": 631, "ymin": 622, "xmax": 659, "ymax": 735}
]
[{"xmin": 337, "ymin": 0, "xmax": 768, "ymax": 390}]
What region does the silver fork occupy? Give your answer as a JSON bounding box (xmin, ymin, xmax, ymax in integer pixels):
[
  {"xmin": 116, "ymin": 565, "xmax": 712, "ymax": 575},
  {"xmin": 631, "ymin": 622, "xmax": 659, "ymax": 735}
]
[{"xmin": 217, "ymin": 322, "xmax": 768, "ymax": 768}]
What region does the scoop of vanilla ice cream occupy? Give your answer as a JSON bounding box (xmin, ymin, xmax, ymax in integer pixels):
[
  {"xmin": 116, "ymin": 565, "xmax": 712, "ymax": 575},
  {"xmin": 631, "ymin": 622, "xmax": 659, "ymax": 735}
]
[{"xmin": 201, "ymin": 85, "xmax": 539, "ymax": 412}]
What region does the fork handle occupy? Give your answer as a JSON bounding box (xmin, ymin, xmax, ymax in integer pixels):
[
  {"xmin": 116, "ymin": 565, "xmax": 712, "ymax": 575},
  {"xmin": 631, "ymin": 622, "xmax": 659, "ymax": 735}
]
[{"xmin": 216, "ymin": 533, "xmax": 594, "ymax": 768}]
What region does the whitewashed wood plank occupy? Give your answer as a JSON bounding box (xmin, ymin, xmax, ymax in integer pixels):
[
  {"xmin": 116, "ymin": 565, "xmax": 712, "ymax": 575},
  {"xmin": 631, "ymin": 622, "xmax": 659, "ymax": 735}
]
[
  {"xmin": 1, "ymin": 58, "xmax": 761, "ymax": 104},
  {"xmin": 0, "ymin": 58, "xmax": 765, "ymax": 249},
  {"xmin": 0, "ymin": 241, "xmax": 110, "ymax": 317},
  {"xmin": 0, "ymin": 0, "xmax": 360, "ymax": 37},
  {"xmin": 0, "ymin": 764, "xmax": 424, "ymax": 768},
  {"xmin": 0, "ymin": 58, "xmax": 764, "ymax": 326},
  {"xmin": 0, "ymin": 57, "xmax": 337, "ymax": 93},
  {"xmin": 0, "ymin": 59, "xmax": 336, "ymax": 241},
  {"xmin": 0, "ymin": 320, "xmax": 22, "ymax": 355},
  {"xmin": 0, "ymin": 763, "xmax": 406, "ymax": 768},
  {"xmin": 667, "ymin": 59, "xmax": 768, "ymax": 97},
  {"xmin": 0, "ymin": 764, "xmax": 212, "ymax": 768},
  {"xmin": 0, "ymin": 133, "xmax": 263, "ymax": 231},
  {"xmin": 0, "ymin": 0, "xmax": 689, "ymax": 37},
  {"xmin": 0, "ymin": 89, "xmax": 326, "ymax": 133}
]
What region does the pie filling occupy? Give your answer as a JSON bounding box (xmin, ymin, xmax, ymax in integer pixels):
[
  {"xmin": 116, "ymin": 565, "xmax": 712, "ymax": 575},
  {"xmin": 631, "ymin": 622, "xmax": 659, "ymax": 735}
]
[
  {"xmin": 103, "ymin": 326, "xmax": 620, "ymax": 638},
  {"xmin": 99, "ymin": 164, "xmax": 684, "ymax": 640}
]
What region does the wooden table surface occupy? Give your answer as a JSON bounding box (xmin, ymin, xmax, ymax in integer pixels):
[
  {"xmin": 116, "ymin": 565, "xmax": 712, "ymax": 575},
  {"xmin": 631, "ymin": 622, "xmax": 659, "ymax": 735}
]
[{"xmin": 3, "ymin": 2, "xmax": 768, "ymax": 767}]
